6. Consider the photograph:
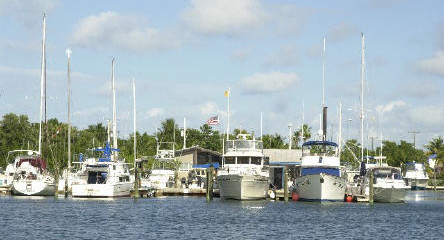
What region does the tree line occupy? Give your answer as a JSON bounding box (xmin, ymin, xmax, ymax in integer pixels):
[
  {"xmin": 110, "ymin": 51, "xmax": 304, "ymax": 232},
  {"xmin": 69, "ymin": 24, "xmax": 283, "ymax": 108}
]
[{"xmin": 1, "ymin": 113, "xmax": 442, "ymax": 177}]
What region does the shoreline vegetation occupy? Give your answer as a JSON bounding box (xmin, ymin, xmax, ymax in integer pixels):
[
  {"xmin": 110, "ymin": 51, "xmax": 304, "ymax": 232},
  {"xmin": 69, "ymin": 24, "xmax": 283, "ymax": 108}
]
[{"xmin": 1, "ymin": 112, "xmax": 443, "ymax": 184}]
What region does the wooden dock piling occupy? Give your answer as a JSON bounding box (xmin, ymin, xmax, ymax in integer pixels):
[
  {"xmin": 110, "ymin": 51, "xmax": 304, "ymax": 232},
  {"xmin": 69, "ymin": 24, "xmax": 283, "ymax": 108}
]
[
  {"xmin": 206, "ymin": 165, "xmax": 214, "ymax": 202},
  {"xmin": 369, "ymin": 171, "xmax": 374, "ymax": 203},
  {"xmin": 283, "ymin": 166, "xmax": 288, "ymax": 203}
]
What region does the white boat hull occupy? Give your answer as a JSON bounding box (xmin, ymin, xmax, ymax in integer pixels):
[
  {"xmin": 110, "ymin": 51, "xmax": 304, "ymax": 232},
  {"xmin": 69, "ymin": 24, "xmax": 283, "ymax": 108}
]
[
  {"xmin": 295, "ymin": 174, "xmax": 346, "ymax": 201},
  {"xmin": 404, "ymin": 178, "xmax": 428, "ymax": 190},
  {"xmin": 218, "ymin": 175, "xmax": 268, "ymax": 200},
  {"xmin": 12, "ymin": 179, "xmax": 56, "ymax": 196},
  {"xmin": 72, "ymin": 182, "xmax": 133, "ymax": 197},
  {"xmin": 374, "ymin": 187, "xmax": 407, "ymax": 203}
]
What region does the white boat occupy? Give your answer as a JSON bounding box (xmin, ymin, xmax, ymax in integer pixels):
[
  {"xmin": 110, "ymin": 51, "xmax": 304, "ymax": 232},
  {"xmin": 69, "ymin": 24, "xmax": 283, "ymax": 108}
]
[
  {"xmin": 71, "ymin": 143, "xmax": 133, "ymax": 197},
  {"xmin": 10, "ymin": 150, "xmax": 56, "ymax": 196},
  {"xmin": 71, "ymin": 58, "xmax": 133, "ymax": 197},
  {"xmin": 362, "ymin": 166, "xmax": 409, "ymax": 203},
  {"xmin": 403, "ymin": 162, "xmax": 429, "ymax": 190},
  {"xmin": 0, "ymin": 167, "xmax": 12, "ymax": 191},
  {"xmin": 217, "ymin": 134, "xmax": 269, "ymax": 200},
  {"xmin": 294, "ymin": 141, "xmax": 346, "ymax": 201},
  {"xmin": 143, "ymin": 142, "xmax": 177, "ymax": 190},
  {"xmin": 10, "ymin": 15, "xmax": 56, "ymax": 196}
]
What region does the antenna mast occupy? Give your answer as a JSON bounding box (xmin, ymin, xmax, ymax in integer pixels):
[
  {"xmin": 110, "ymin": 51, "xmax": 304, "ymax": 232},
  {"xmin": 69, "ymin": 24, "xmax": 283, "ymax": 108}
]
[{"xmin": 322, "ymin": 37, "xmax": 326, "ymax": 107}]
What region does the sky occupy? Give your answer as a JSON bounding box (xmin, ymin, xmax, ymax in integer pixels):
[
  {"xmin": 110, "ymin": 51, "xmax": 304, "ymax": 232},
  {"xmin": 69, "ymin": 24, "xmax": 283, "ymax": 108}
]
[{"xmin": 0, "ymin": 0, "xmax": 443, "ymax": 150}]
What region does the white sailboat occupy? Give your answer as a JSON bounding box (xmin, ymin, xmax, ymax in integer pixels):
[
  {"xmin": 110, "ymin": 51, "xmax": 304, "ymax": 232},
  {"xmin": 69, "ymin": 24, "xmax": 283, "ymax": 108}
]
[
  {"xmin": 217, "ymin": 134, "xmax": 269, "ymax": 200},
  {"xmin": 71, "ymin": 59, "xmax": 133, "ymax": 197},
  {"xmin": 11, "ymin": 14, "xmax": 56, "ymax": 196}
]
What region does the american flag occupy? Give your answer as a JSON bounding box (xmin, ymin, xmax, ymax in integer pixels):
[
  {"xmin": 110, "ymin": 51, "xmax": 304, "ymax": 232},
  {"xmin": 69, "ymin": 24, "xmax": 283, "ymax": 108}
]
[{"xmin": 206, "ymin": 116, "xmax": 219, "ymax": 125}]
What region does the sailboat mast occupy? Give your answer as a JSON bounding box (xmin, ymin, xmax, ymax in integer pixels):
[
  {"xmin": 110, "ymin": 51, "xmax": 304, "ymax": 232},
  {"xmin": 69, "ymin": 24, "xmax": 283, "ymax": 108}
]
[
  {"xmin": 360, "ymin": 33, "xmax": 365, "ymax": 163},
  {"xmin": 226, "ymin": 87, "xmax": 230, "ymax": 141},
  {"xmin": 133, "ymin": 78, "xmax": 136, "ymax": 166},
  {"xmin": 38, "ymin": 14, "xmax": 46, "ymax": 155},
  {"xmin": 112, "ymin": 58, "xmax": 117, "ymax": 152},
  {"xmin": 183, "ymin": 117, "xmax": 186, "ymax": 149},
  {"xmin": 338, "ymin": 101, "xmax": 342, "ymax": 159},
  {"xmin": 66, "ymin": 48, "xmax": 72, "ymax": 170},
  {"xmin": 260, "ymin": 111, "xmax": 263, "ymax": 140}
]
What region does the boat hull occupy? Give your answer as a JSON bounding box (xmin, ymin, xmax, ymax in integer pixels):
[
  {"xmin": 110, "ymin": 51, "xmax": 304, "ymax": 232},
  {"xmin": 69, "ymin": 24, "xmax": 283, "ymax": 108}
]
[
  {"xmin": 218, "ymin": 175, "xmax": 268, "ymax": 200},
  {"xmin": 374, "ymin": 187, "xmax": 407, "ymax": 203},
  {"xmin": 295, "ymin": 174, "xmax": 346, "ymax": 201},
  {"xmin": 71, "ymin": 182, "xmax": 133, "ymax": 197},
  {"xmin": 404, "ymin": 178, "xmax": 428, "ymax": 190},
  {"xmin": 12, "ymin": 180, "xmax": 56, "ymax": 196}
]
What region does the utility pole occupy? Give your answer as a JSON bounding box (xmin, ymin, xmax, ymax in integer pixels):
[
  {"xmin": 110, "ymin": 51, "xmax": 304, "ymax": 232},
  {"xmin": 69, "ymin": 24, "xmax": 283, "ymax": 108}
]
[{"xmin": 408, "ymin": 131, "xmax": 420, "ymax": 149}]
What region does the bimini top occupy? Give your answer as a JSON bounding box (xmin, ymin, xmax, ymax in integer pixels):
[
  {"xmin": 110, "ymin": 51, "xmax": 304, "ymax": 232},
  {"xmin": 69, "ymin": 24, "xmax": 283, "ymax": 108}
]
[
  {"xmin": 92, "ymin": 142, "xmax": 120, "ymax": 162},
  {"xmin": 302, "ymin": 141, "xmax": 338, "ymax": 147}
]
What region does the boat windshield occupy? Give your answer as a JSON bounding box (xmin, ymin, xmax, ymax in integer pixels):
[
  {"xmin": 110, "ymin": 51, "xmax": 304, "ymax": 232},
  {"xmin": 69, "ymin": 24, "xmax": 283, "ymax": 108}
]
[
  {"xmin": 302, "ymin": 144, "xmax": 338, "ymax": 157},
  {"xmin": 373, "ymin": 168, "xmax": 402, "ymax": 180},
  {"xmin": 301, "ymin": 167, "xmax": 340, "ymax": 177},
  {"xmin": 225, "ymin": 140, "xmax": 263, "ymax": 152}
]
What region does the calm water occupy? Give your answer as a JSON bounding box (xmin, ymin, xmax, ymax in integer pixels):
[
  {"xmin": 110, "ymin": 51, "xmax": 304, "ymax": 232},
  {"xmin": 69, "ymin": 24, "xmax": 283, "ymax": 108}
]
[{"xmin": 1, "ymin": 191, "xmax": 443, "ymax": 239}]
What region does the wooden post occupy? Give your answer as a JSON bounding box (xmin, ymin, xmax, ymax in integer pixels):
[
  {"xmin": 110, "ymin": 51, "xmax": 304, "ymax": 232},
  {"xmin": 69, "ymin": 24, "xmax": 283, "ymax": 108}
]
[
  {"xmin": 434, "ymin": 168, "xmax": 437, "ymax": 191},
  {"xmin": 134, "ymin": 164, "xmax": 139, "ymax": 198},
  {"xmin": 284, "ymin": 166, "xmax": 288, "ymax": 203},
  {"xmin": 209, "ymin": 166, "xmax": 214, "ymax": 201},
  {"xmin": 369, "ymin": 171, "xmax": 374, "ymax": 203},
  {"xmin": 206, "ymin": 166, "xmax": 214, "ymax": 202}
]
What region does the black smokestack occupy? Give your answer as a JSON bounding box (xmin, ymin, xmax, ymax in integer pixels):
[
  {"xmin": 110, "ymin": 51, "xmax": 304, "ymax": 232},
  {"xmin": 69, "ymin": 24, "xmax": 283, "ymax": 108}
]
[{"xmin": 323, "ymin": 107, "xmax": 327, "ymax": 141}]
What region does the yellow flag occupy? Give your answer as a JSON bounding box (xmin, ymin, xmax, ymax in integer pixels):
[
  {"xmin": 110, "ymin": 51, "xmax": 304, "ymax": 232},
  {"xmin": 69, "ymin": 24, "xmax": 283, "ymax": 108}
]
[{"xmin": 224, "ymin": 89, "xmax": 230, "ymax": 97}]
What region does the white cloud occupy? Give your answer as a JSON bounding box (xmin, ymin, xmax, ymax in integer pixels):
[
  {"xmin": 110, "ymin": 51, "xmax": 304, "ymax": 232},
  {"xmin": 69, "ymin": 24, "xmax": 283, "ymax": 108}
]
[
  {"xmin": 146, "ymin": 108, "xmax": 165, "ymax": 118},
  {"xmin": 0, "ymin": 0, "xmax": 58, "ymax": 28},
  {"xmin": 328, "ymin": 22, "xmax": 359, "ymax": 42},
  {"xmin": 200, "ymin": 102, "xmax": 219, "ymax": 116},
  {"xmin": 416, "ymin": 50, "xmax": 444, "ymax": 76},
  {"xmin": 270, "ymin": 4, "xmax": 308, "ymax": 37},
  {"xmin": 375, "ymin": 100, "xmax": 406, "ymax": 114},
  {"xmin": 182, "ymin": 0, "xmax": 268, "ymax": 36},
  {"xmin": 71, "ymin": 11, "xmax": 180, "ymax": 52},
  {"xmin": 240, "ymin": 71, "xmax": 299, "ymax": 94}
]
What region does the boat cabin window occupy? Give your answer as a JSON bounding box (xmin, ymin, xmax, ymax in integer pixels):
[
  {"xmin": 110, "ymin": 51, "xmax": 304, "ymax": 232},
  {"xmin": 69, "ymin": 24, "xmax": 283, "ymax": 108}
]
[
  {"xmin": 251, "ymin": 157, "xmax": 262, "ymax": 165},
  {"xmin": 303, "ymin": 144, "xmax": 338, "ymax": 157},
  {"xmin": 373, "ymin": 169, "xmax": 401, "ymax": 180},
  {"xmin": 225, "ymin": 157, "xmax": 235, "ymax": 164},
  {"xmin": 113, "ymin": 165, "xmax": 116, "ymax": 170},
  {"xmin": 301, "ymin": 167, "xmax": 340, "ymax": 177},
  {"xmin": 238, "ymin": 157, "xmax": 249, "ymax": 164},
  {"xmin": 88, "ymin": 171, "xmax": 107, "ymax": 184}
]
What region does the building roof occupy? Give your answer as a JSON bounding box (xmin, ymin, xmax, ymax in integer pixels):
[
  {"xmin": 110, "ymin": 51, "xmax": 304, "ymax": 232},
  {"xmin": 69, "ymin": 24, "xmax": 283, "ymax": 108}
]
[{"xmin": 175, "ymin": 146, "xmax": 222, "ymax": 157}]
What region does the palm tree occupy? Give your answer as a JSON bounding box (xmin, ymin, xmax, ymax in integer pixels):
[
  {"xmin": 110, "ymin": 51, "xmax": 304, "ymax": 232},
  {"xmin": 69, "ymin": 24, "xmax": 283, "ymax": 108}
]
[
  {"xmin": 293, "ymin": 124, "xmax": 312, "ymax": 148},
  {"xmin": 425, "ymin": 136, "xmax": 444, "ymax": 173}
]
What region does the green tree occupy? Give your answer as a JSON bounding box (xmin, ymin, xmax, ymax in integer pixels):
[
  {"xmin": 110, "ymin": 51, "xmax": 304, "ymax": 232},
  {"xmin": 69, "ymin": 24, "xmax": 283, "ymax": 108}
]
[
  {"xmin": 293, "ymin": 124, "xmax": 312, "ymax": 148},
  {"xmin": 0, "ymin": 113, "xmax": 35, "ymax": 168},
  {"xmin": 340, "ymin": 139, "xmax": 361, "ymax": 167},
  {"xmin": 262, "ymin": 134, "xmax": 287, "ymax": 149}
]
